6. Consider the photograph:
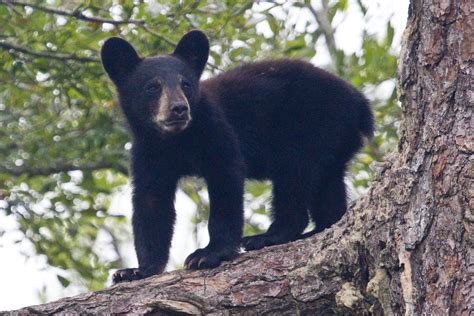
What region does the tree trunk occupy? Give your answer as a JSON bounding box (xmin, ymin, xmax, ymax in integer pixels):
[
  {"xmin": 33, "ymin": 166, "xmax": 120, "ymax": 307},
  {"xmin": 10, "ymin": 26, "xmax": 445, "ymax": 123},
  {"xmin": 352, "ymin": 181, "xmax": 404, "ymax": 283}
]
[{"xmin": 7, "ymin": 0, "xmax": 473, "ymax": 314}]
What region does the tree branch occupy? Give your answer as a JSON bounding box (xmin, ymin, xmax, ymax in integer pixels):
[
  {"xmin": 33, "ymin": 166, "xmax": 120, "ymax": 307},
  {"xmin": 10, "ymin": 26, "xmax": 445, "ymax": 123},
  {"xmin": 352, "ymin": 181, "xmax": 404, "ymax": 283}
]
[
  {"xmin": 5, "ymin": 203, "xmax": 384, "ymax": 314},
  {"xmin": 0, "ymin": 7, "xmax": 223, "ymax": 71},
  {"xmin": 306, "ymin": 1, "xmax": 339, "ymax": 63},
  {"xmin": 139, "ymin": 24, "xmax": 176, "ymax": 47},
  {"xmin": 0, "ymin": 161, "xmax": 128, "ymax": 177},
  {"xmin": 0, "ymin": 41, "xmax": 99, "ymax": 63},
  {"xmin": 0, "ymin": 0, "xmax": 145, "ymax": 25}
]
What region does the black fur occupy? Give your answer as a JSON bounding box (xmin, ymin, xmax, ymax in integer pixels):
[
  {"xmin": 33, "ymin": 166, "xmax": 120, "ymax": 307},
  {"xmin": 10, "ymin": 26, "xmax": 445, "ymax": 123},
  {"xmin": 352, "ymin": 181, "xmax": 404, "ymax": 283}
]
[{"xmin": 101, "ymin": 30, "xmax": 374, "ymax": 283}]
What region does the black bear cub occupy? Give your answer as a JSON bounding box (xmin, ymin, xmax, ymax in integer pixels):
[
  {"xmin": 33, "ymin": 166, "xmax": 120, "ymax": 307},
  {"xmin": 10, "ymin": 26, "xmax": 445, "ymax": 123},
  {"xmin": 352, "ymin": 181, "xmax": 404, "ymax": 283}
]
[{"xmin": 101, "ymin": 30, "xmax": 373, "ymax": 283}]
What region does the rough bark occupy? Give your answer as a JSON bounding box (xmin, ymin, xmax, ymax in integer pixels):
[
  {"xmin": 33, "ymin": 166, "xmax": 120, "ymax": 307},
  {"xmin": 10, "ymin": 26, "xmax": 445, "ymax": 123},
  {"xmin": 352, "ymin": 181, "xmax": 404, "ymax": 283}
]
[{"xmin": 7, "ymin": 0, "xmax": 473, "ymax": 314}]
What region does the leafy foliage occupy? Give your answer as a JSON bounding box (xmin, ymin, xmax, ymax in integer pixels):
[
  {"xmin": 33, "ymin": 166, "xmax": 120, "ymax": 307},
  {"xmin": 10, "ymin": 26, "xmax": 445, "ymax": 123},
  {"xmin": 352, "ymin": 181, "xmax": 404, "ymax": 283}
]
[{"xmin": 0, "ymin": 0, "xmax": 400, "ymax": 295}]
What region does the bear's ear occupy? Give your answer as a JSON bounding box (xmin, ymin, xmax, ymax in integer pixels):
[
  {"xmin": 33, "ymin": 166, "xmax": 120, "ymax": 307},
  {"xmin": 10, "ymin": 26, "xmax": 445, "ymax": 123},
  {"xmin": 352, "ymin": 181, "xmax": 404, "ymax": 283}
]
[
  {"xmin": 173, "ymin": 30, "xmax": 209, "ymax": 78},
  {"xmin": 101, "ymin": 37, "xmax": 141, "ymax": 86}
]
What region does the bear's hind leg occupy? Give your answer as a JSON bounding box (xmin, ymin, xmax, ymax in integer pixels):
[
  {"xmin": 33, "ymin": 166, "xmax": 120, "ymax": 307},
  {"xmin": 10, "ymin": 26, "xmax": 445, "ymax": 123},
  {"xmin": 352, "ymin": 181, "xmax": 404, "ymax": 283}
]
[
  {"xmin": 309, "ymin": 169, "xmax": 347, "ymax": 233},
  {"xmin": 242, "ymin": 172, "xmax": 309, "ymax": 251}
]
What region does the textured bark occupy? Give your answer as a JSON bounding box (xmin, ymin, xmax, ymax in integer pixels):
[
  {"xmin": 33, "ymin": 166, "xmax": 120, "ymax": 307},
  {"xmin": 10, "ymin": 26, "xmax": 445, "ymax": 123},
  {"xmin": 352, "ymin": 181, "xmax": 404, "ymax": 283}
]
[{"xmin": 7, "ymin": 0, "xmax": 473, "ymax": 314}]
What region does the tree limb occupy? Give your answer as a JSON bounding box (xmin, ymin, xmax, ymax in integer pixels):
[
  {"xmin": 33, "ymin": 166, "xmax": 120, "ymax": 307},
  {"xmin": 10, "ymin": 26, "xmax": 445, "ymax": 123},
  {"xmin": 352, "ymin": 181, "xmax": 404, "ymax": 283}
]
[
  {"xmin": 138, "ymin": 24, "xmax": 176, "ymax": 47},
  {"xmin": 0, "ymin": 0, "xmax": 145, "ymax": 25},
  {"xmin": 306, "ymin": 1, "xmax": 339, "ymax": 63},
  {"xmin": 0, "ymin": 42, "xmax": 99, "ymax": 63},
  {"xmin": 5, "ymin": 202, "xmax": 387, "ymax": 314},
  {"xmin": 0, "ymin": 6, "xmax": 223, "ymax": 71}
]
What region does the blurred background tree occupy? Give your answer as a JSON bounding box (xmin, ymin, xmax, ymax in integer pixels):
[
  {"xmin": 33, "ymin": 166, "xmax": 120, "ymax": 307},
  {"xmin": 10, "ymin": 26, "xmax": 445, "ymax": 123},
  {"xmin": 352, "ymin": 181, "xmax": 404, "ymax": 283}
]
[{"xmin": 0, "ymin": 0, "xmax": 403, "ymax": 306}]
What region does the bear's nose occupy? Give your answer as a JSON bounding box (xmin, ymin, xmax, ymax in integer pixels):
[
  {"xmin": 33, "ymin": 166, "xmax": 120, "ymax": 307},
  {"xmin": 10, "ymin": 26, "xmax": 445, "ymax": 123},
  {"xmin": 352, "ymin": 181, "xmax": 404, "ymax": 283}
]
[{"xmin": 170, "ymin": 103, "xmax": 188, "ymax": 117}]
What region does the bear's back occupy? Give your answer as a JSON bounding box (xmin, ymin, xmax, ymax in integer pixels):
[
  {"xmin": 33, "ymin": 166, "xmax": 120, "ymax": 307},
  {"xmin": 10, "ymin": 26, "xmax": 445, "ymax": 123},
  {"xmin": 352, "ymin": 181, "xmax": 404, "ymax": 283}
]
[{"xmin": 199, "ymin": 59, "xmax": 371, "ymax": 180}]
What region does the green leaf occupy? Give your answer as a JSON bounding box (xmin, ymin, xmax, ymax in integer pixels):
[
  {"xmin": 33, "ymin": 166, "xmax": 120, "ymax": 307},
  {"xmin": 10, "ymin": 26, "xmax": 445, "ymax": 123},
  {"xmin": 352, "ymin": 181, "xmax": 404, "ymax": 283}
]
[
  {"xmin": 385, "ymin": 22, "xmax": 395, "ymax": 47},
  {"xmin": 57, "ymin": 275, "xmax": 71, "ymax": 288},
  {"xmin": 266, "ymin": 13, "xmax": 279, "ymax": 36}
]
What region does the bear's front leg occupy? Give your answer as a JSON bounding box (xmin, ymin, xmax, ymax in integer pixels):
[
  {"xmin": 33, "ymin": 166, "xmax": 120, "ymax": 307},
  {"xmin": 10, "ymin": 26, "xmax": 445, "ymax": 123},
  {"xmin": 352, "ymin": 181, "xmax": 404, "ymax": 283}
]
[
  {"xmin": 184, "ymin": 168, "xmax": 244, "ymax": 270},
  {"xmin": 113, "ymin": 174, "xmax": 178, "ymax": 283}
]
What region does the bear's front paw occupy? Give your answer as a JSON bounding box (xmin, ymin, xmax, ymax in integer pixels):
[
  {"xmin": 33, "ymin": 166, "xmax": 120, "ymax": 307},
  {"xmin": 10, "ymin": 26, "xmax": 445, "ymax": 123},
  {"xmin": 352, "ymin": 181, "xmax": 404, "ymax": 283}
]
[
  {"xmin": 184, "ymin": 246, "xmax": 238, "ymax": 270},
  {"xmin": 112, "ymin": 268, "xmax": 143, "ymax": 283}
]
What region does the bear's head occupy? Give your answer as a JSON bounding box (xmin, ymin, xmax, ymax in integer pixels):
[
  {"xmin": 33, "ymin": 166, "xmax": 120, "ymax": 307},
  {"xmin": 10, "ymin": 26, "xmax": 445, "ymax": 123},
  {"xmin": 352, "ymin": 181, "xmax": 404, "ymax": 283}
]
[{"xmin": 101, "ymin": 30, "xmax": 209, "ymax": 134}]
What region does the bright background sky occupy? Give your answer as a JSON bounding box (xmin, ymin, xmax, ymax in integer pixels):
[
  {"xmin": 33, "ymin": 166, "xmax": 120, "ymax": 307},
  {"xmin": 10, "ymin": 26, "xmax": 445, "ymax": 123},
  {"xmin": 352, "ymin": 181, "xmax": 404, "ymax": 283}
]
[{"xmin": 0, "ymin": 0, "xmax": 409, "ymax": 311}]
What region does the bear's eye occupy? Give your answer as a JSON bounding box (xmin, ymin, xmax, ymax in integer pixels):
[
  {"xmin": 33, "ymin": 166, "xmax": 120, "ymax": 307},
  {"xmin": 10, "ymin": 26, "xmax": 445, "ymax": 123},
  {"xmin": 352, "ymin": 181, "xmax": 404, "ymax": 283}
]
[
  {"xmin": 145, "ymin": 82, "xmax": 161, "ymax": 95},
  {"xmin": 181, "ymin": 80, "xmax": 192, "ymax": 93}
]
